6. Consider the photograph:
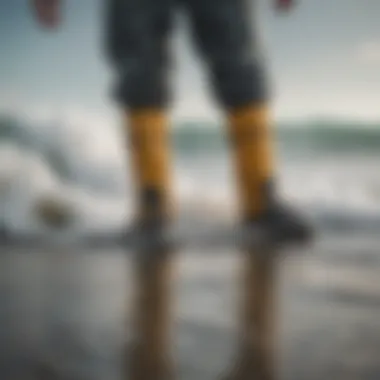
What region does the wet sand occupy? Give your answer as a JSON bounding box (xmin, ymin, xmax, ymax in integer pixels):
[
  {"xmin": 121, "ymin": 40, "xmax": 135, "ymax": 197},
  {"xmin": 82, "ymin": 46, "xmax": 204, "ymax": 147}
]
[{"xmin": 1, "ymin": 234, "xmax": 380, "ymax": 380}]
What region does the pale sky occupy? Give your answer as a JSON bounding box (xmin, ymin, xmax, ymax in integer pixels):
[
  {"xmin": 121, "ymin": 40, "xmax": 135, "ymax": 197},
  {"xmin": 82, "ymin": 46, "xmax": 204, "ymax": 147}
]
[{"xmin": 1, "ymin": 0, "xmax": 380, "ymax": 125}]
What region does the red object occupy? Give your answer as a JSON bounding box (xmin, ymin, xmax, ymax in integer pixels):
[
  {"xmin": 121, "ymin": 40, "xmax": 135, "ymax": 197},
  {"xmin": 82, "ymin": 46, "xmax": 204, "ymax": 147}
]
[
  {"xmin": 276, "ymin": 0, "xmax": 294, "ymax": 9},
  {"xmin": 32, "ymin": 0, "xmax": 61, "ymax": 28}
]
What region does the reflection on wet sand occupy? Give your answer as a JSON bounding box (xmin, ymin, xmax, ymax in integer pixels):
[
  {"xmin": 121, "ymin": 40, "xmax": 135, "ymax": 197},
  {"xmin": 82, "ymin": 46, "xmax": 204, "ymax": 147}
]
[{"xmin": 1, "ymin": 236, "xmax": 380, "ymax": 380}]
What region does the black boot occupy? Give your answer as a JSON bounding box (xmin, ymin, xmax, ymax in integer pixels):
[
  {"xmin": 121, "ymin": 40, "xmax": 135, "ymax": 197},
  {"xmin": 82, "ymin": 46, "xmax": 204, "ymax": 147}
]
[{"xmin": 244, "ymin": 183, "xmax": 314, "ymax": 247}]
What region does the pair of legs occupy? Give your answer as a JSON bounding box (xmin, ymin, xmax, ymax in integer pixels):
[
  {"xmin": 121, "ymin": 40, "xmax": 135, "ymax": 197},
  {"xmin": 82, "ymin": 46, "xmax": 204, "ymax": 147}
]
[
  {"xmin": 106, "ymin": 0, "xmax": 274, "ymax": 222},
  {"xmin": 106, "ymin": 0, "xmax": 310, "ymax": 379}
]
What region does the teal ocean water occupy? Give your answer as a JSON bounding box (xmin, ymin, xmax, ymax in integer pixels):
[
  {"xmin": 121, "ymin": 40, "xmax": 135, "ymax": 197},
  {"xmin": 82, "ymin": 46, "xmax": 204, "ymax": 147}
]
[{"xmin": 173, "ymin": 120, "xmax": 380, "ymax": 157}]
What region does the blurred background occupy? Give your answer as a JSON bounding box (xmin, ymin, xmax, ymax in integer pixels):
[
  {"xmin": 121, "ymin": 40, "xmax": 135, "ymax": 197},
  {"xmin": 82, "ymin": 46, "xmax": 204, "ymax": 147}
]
[{"xmin": 1, "ymin": 1, "xmax": 380, "ymax": 380}]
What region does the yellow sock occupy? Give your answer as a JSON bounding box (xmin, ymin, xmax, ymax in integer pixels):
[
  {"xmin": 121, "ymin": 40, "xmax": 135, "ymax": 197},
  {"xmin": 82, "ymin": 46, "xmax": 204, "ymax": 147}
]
[
  {"xmin": 124, "ymin": 109, "xmax": 173, "ymax": 221},
  {"xmin": 226, "ymin": 104, "xmax": 275, "ymax": 219}
]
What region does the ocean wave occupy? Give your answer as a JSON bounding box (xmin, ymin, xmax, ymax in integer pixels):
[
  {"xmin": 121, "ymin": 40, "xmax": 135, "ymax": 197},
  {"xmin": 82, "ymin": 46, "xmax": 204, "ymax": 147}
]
[{"xmin": 1, "ymin": 114, "xmax": 380, "ymax": 235}]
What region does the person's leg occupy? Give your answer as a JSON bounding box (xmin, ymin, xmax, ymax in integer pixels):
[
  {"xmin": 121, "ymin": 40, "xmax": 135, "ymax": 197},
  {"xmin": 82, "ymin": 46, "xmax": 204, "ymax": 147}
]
[
  {"xmin": 105, "ymin": 0, "xmax": 175, "ymax": 217},
  {"xmin": 183, "ymin": 0, "xmax": 270, "ymax": 217},
  {"xmin": 105, "ymin": 1, "xmax": 176, "ymax": 379},
  {"xmin": 184, "ymin": 0, "xmax": 311, "ymax": 241}
]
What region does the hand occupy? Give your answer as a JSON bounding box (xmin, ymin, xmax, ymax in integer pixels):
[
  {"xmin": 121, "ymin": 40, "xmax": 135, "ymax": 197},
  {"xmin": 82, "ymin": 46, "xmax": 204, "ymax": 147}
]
[
  {"xmin": 275, "ymin": 0, "xmax": 295, "ymax": 12},
  {"xmin": 31, "ymin": 0, "xmax": 62, "ymax": 29}
]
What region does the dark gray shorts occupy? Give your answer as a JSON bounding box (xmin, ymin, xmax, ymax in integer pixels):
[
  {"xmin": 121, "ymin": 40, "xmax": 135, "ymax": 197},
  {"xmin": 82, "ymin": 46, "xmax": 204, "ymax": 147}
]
[{"xmin": 105, "ymin": 0, "xmax": 269, "ymax": 109}]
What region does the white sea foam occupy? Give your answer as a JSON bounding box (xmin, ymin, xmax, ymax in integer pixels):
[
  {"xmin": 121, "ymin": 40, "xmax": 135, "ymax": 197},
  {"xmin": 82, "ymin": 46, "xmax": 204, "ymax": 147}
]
[{"xmin": 1, "ymin": 115, "xmax": 380, "ymax": 235}]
